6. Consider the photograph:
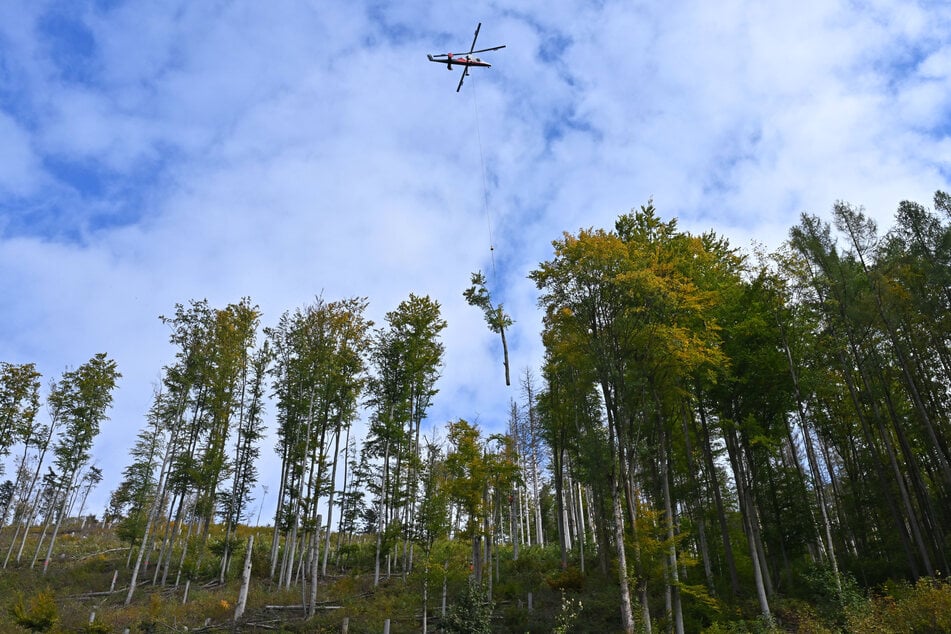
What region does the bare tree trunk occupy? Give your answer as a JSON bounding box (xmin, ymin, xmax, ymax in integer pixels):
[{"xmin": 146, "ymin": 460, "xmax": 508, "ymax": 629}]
[
  {"xmin": 374, "ymin": 438, "xmax": 390, "ymax": 587},
  {"xmin": 7, "ymin": 420, "xmax": 58, "ymax": 568},
  {"xmin": 608, "ymin": 422, "xmax": 635, "ymax": 634},
  {"xmin": 269, "ymin": 446, "xmax": 289, "ymax": 579},
  {"xmin": 233, "ymin": 535, "xmax": 254, "ymax": 621},
  {"xmin": 30, "ymin": 494, "xmax": 57, "ymax": 569},
  {"xmin": 576, "ymin": 481, "xmax": 586, "ymax": 573},
  {"xmin": 43, "ymin": 478, "xmax": 77, "ymax": 574},
  {"xmin": 510, "ymin": 492, "xmax": 519, "ymax": 560},
  {"xmin": 696, "ymin": 395, "xmax": 740, "ymax": 597},
  {"xmin": 126, "ymin": 430, "xmax": 175, "ymax": 604},
  {"xmin": 308, "ymin": 528, "xmax": 321, "ymax": 617},
  {"xmin": 321, "ymin": 426, "xmax": 342, "ymax": 577},
  {"xmin": 499, "ymin": 320, "xmax": 511, "ymax": 386},
  {"xmin": 656, "ymin": 409, "xmax": 684, "ymax": 634},
  {"xmin": 725, "ymin": 424, "xmax": 771, "ymax": 622}
]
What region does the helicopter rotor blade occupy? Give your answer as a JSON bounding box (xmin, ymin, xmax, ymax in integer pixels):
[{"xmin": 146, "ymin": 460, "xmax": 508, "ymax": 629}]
[
  {"xmin": 467, "ymin": 22, "xmax": 482, "ymax": 54},
  {"xmin": 456, "ymin": 67, "xmax": 467, "ymax": 92},
  {"xmin": 469, "ymin": 45, "xmax": 506, "ymax": 54}
]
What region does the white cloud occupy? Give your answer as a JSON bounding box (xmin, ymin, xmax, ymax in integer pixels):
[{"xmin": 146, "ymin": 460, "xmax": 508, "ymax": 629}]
[
  {"xmin": 0, "ymin": 113, "xmax": 44, "ymax": 198},
  {"xmin": 1, "ymin": 0, "xmax": 950, "ymax": 516}
]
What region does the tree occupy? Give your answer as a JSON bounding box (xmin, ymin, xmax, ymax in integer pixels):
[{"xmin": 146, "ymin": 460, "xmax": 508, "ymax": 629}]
[
  {"xmin": 445, "ymin": 419, "xmax": 489, "ymax": 582},
  {"xmin": 0, "ymin": 362, "xmax": 41, "ymax": 533},
  {"xmin": 107, "ymin": 390, "xmax": 167, "ymax": 564},
  {"xmin": 266, "ymin": 295, "xmax": 371, "ymax": 611},
  {"xmin": 40, "ymin": 353, "xmax": 120, "ymax": 574},
  {"xmin": 537, "ymin": 350, "xmax": 602, "ymax": 571},
  {"xmin": 416, "ymin": 435, "xmax": 450, "ymax": 634},
  {"xmin": 124, "ymin": 298, "xmax": 261, "ymax": 602},
  {"xmin": 442, "ymin": 577, "xmax": 494, "ymax": 634},
  {"xmin": 363, "ymin": 294, "xmax": 446, "ymax": 586},
  {"xmin": 464, "ymin": 271, "xmax": 514, "ymax": 386},
  {"xmin": 532, "ymin": 202, "xmax": 737, "ymax": 632},
  {"xmin": 217, "ymin": 341, "xmax": 270, "ymax": 581},
  {"xmin": 0, "ymin": 480, "xmax": 14, "ymax": 526}
]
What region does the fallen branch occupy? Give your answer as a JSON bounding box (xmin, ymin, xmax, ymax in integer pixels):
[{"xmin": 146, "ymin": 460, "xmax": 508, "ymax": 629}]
[{"xmin": 77, "ymin": 548, "xmax": 127, "ymax": 561}]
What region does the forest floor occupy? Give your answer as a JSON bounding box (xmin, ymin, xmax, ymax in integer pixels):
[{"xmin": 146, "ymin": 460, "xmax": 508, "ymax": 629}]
[{"xmin": 0, "ymin": 522, "xmax": 949, "ymax": 633}]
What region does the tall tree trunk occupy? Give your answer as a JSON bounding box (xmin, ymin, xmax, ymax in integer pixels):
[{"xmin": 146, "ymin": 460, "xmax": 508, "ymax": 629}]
[
  {"xmin": 374, "ymin": 438, "xmax": 390, "ymax": 587},
  {"xmin": 269, "ymin": 427, "xmax": 290, "ymax": 579},
  {"xmin": 656, "ymin": 405, "xmax": 684, "ymax": 634},
  {"xmin": 6, "ymin": 420, "xmax": 57, "ymax": 568},
  {"xmin": 680, "ymin": 401, "xmax": 716, "ymax": 595},
  {"xmin": 696, "ymin": 395, "xmax": 740, "ymax": 597},
  {"xmin": 724, "ymin": 423, "xmax": 771, "ymax": 621},
  {"xmin": 608, "ymin": 423, "xmax": 635, "ymax": 633},
  {"xmin": 321, "ymin": 425, "xmax": 343, "ymax": 577},
  {"xmin": 554, "ymin": 442, "xmax": 567, "ymax": 570},
  {"xmin": 126, "ymin": 425, "xmax": 177, "ymax": 604}
]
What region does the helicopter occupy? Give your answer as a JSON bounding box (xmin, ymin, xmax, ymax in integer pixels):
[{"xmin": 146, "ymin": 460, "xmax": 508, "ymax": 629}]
[{"xmin": 427, "ymin": 22, "xmax": 505, "ymax": 92}]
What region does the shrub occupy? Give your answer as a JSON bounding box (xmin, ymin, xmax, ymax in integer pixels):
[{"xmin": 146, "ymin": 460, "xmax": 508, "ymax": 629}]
[
  {"xmin": 442, "ymin": 579, "xmax": 494, "ymax": 634},
  {"xmin": 552, "ymin": 591, "xmax": 583, "ymax": 634},
  {"xmin": 800, "ymin": 563, "xmax": 865, "ymax": 627},
  {"xmin": 847, "ymin": 576, "xmax": 951, "ymax": 633},
  {"xmin": 546, "ymin": 566, "xmax": 585, "ymax": 591},
  {"xmin": 81, "ymin": 616, "xmax": 111, "ymax": 634},
  {"xmin": 9, "ymin": 589, "xmax": 59, "ymax": 633}
]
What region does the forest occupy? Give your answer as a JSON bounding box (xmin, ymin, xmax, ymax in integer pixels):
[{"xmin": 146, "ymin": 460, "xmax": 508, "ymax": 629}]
[{"xmin": 1, "ymin": 194, "xmax": 951, "ymax": 633}]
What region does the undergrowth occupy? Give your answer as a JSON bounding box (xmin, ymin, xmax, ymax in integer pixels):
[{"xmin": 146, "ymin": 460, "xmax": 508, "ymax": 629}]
[{"xmin": 1, "ymin": 524, "xmax": 950, "ymax": 633}]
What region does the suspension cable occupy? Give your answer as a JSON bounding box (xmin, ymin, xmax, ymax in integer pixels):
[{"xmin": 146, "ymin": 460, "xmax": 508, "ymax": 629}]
[{"xmin": 469, "ymin": 76, "xmax": 498, "ymax": 280}]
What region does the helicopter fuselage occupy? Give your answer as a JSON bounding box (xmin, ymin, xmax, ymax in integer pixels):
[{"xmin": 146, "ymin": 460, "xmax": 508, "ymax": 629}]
[{"xmin": 427, "ymin": 54, "xmax": 492, "ymax": 71}]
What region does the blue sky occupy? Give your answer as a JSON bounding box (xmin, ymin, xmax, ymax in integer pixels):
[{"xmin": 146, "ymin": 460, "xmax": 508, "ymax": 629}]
[{"xmin": 2, "ymin": 0, "xmax": 951, "ymax": 517}]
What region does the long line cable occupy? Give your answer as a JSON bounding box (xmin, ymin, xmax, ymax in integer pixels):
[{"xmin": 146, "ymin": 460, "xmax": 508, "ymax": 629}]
[
  {"xmin": 469, "ymin": 75, "xmax": 498, "ymax": 280},
  {"xmin": 469, "ymin": 69, "xmax": 512, "ymax": 387}
]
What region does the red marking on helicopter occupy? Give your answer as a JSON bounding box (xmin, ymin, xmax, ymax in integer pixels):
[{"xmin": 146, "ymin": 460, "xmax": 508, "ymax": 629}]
[{"xmin": 427, "ymin": 23, "xmax": 505, "ymax": 92}]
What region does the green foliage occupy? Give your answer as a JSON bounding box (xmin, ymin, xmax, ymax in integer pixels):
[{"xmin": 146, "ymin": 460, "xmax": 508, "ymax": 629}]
[
  {"xmin": 492, "ymin": 545, "xmax": 549, "ymax": 600},
  {"xmin": 847, "ymin": 577, "xmax": 951, "ymax": 633},
  {"xmin": 799, "ymin": 563, "xmax": 865, "ymax": 627},
  {"xmin": 115, "ymin": 512, "xmax": 147, "ymax": 546},
  {"xmin": 680, "ymin": 582, "xmax": 723, "ymax": 631},
  {"xmin": 552, "ymin": 591, "xmax": 583, "ymax": 634},
  {"xmin": 463, "ymin": 270, "xmax": 513, "ymax": 384},
  {"xmin": 702, "ymin": 619, "xmax": 784, "ymax": 634},
  {"xmin": 9, "ymin": 590, "xmax": 58, "ymax": 633},
  {"xmin": 7, "ymin": 193, "xmax": 951, "ymax": 633},
  {"xmin": 442, "ymin": 579, "xmax": 495, "ymax": 634},
  {"xmin": 463, "ymin": 271, "xmax": 513, "ymax": 334},
  {"xmin": 768, "ymin": 599, "xmax": 834, "ymax": 634},
  {"xmin": 208, "ymin": 534, "xmax": 244, "ymax": 559},
  {"xmin": 0, "ymin": 362, "xmax": 42, "ymax": 459},
  {"xmin": 444, "ymin": 419, "xmax": 487, "ymax": 535},
  {"xmin": 81, "ymin": 617, "xmax": 111, "ymax": 634},
  {"xmin": 546, "ymin": 565, "xmax": 585, "ymax": 591}
]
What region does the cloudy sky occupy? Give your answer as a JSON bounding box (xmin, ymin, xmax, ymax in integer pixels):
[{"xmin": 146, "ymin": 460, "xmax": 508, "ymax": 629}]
[{"xmin": 2, "ymin": 0, "xmax": 950, "ymax": 518}]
